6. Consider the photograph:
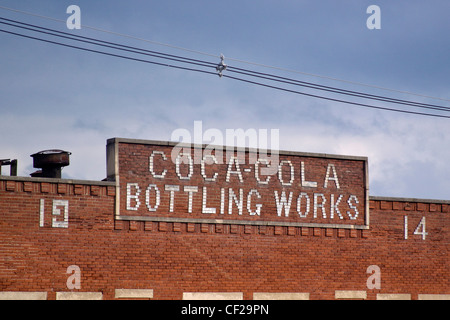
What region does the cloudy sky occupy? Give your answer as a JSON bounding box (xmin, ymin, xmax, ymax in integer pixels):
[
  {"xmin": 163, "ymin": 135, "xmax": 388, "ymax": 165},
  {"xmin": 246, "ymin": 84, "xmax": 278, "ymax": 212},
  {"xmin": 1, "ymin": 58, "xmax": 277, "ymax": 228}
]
[{"xmin": 0, "ymin": 0, "xmax": 449, "ymax": 200}]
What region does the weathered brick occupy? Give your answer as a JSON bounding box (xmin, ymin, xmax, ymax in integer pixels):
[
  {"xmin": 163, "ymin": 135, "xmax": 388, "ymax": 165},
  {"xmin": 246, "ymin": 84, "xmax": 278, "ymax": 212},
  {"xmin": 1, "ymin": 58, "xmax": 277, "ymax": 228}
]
[{"xmin": 57, "ymin": 184, "xmax": 67, "ymax": 194}]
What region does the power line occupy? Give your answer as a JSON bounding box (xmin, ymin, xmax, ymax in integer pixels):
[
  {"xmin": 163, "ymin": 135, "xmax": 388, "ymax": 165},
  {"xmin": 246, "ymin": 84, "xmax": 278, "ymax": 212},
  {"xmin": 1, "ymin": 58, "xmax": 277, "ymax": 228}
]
[
  {"xmin": 227, "ymin": 66, "xmax": 450, "ymax": 113},
  {"xmin": 0, "ymin": 17, "xmax": 449, "ymax": 119},
  {"xmin": 0, "ymin": 17, "xmax": 217, "ymax": 70},
  {"xmin": 0, "ymin": 4, "xmax": 448, "ymax": 103},
  {"xmin": 0, "ymin": 5, "xmax": 219, "ymax": 59},
  {"xmin": 222, "ymin": 75, "xmax": 450, "ymax": 119},
  {"xmin": 226, "ymin": 57, "xmax": 450, "ymax": 103},
  {"xmin": 0, "ymin": 28, "xmax": 217, "ymax": 77},
  {"xmin": 2, "ymin": 16, "xmax": 449, "ymax": 115}
]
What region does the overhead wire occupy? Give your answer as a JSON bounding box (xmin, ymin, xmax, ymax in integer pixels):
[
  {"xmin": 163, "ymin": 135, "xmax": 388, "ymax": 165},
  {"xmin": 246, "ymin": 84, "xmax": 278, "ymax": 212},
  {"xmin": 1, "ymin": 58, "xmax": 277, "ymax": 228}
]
[
  {"xmin": 2, "ymin": 16, "xmax": 449, "ymax": 113},
  {"xmin": 0, "ymin": 16, "xmax": 449, "ymax": 119},
  {"xmin": 1, "ymin": 4, "xmax": 448, "ymax": 103},
  {"xmin": 226, "ymin": 66, "xmax": 450, "ymax": 113},
  {"xmin": 0, "ymin": 17, "xmax": 217, "ymax": 70},
  {"xmin": 0, "ymin": 28, "xmax": 217, "ymax": 77},
  {"xmin": 2, "ymin": 16, "xmax": 448, "ymax": 116},
  {"xmin": 0, "ymin": 5, "xmax": 220, "ymax": 59},
  {"xmin": 225, "ymin": 57, "xmax": 450, "ymax": 103},
  {"xmin": 222, "ymin": 74, "xmax": 450, "ymax": 119}
]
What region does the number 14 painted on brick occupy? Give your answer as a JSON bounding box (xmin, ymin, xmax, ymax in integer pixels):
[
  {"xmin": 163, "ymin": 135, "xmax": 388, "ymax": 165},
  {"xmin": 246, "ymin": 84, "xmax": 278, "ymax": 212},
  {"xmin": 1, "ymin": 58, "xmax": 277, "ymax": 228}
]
[{"xmin": 404, "ymin": 216, "xmax": 427, "ymax": 240}]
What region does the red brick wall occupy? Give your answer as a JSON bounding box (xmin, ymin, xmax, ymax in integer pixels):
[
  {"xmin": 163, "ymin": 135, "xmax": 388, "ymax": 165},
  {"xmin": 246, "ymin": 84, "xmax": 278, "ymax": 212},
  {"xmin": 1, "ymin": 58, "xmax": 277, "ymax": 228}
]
[
  {"xmin": 0, "ymin": 144, "xmax": 448, "ymax": 300},
  {"xmin": 0, "ymin": 178, "xmax": 115, "ymax": 299}
]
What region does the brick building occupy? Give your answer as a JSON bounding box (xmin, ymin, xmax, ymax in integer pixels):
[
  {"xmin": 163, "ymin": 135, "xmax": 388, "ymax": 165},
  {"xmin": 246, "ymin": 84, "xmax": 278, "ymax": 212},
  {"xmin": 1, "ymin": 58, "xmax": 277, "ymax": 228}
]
[{"xmin": 0, "ymin": 138, "xmax": 448, "ymax": 300}]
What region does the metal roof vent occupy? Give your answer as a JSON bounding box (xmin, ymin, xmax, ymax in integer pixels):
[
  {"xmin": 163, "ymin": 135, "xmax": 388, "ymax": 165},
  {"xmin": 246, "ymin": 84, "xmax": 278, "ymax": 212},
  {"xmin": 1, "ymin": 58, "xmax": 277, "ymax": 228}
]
[{"xmin": 30, "ymin": 149, "xmax": 71, "ymax": 179}]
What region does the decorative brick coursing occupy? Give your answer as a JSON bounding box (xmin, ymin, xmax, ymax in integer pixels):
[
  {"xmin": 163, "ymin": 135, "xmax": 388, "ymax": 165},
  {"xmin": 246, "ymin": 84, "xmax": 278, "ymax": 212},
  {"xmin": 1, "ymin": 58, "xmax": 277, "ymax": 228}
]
[
  {"xmin": 112, "ymin": 220, "xmax": 368, "ymax": 239},
  {"xmin": 0, "ymin": 179, "xmax": 115, "ymax": 198}
]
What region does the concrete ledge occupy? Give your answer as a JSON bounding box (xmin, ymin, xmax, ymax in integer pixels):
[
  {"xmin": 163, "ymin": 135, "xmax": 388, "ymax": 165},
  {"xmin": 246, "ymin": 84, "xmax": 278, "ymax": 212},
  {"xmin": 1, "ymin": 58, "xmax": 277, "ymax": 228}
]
[
  {"xmin": 0, "ymin": 291, "xmax": 47, "ymax": 300},
  {"xmin": 115, "ymin": 289, "xmax": 154, "ymax": 299},
  {"xmin": 377, "ymin": 294, "xmax": 411, "ymax": 300},
  {"xmin": 418, "ymin": 294, "xmax": 450, "ymax": 300},
  {"xmin": 0, "ymin": 175, "xmax": 115, "ymax": 187},
  {"xmin": 183, "ymin": 292, "xmax": 243, "ymax": 300},
  {"xmin": 335, "ymin": 290, "xmax": 367, "ymax": 300},
  {"xmin": 56, "ymin": 292, "xmax": 103, "ymax": 300},
  {"xmin": 253, "ymin": 292, "xmax": 310, "ymax": 300}
]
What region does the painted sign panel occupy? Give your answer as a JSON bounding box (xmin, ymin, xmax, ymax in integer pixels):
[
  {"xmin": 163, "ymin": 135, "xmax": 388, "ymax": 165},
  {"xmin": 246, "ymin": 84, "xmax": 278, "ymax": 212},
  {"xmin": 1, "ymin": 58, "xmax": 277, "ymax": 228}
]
[{"xmin": 107, "ymin": 138, "xmax": 369, "ymax": 229}]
